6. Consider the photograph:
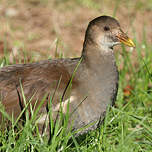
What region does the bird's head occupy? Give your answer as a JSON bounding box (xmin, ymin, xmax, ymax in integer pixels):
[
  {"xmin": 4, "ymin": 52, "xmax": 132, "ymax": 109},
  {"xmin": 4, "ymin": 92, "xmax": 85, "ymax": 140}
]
[{"xmin": 84, "ymin": 16, "xmax": 135, "ymax": 51}]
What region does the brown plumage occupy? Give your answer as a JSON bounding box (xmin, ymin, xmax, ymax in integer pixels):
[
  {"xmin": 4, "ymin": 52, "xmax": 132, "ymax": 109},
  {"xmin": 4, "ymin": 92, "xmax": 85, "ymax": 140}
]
[{"xmin": 0, "ymin": 16, "xmax": 135, "ymax": 135}]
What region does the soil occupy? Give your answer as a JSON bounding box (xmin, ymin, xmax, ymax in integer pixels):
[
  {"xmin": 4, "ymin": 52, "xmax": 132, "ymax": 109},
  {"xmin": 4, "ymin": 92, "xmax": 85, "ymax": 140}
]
[{"xmin": 0, "ymin": 0, "xmax": 151, "ymax": 62}]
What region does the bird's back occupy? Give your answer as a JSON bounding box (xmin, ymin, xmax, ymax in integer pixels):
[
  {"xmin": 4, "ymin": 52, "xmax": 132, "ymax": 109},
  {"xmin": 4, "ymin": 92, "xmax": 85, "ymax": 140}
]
[{"xmin": 0, "ymin": 58, "xmax": 80, "ymax": 122}]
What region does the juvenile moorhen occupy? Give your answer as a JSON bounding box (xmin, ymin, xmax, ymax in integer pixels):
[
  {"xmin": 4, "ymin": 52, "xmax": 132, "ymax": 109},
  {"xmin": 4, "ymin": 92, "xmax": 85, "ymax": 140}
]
[{"xmin": 0, "ymin": 16, "xmax": 135, "ymax": 134}]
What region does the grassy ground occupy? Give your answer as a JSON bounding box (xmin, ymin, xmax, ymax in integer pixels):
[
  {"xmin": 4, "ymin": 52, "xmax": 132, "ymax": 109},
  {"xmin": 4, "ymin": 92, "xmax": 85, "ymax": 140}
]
[
  {"xmin": 0, "ymin": 0, "xmax": 152, "ymax": 151},
  {"xmin": 0, "ymin": 42, "xmax": 152, "ymax": 151}
]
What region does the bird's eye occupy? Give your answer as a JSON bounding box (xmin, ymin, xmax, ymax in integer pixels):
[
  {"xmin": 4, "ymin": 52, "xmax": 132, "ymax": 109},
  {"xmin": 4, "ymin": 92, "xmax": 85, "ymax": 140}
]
[{"xmin": 104, "ymin": 26, "xmax": 110, "ymax": 31}]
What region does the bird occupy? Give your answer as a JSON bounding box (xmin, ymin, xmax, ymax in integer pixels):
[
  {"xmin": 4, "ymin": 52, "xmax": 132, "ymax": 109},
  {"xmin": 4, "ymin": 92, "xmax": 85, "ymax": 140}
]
[{"xmin": 0, "ymin": 15, "xmax": 135, "ymax": 135}]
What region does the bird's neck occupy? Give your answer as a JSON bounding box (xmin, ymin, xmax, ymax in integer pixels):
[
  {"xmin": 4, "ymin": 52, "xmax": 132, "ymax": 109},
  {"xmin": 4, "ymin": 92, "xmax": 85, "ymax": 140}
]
[
  {"xmin": 81, "ymin": 41, "xmax": 116, "ymax": 71},
  {"xmin": 79, "ymin": 40, "xmax": 118, "ymax": 107}
]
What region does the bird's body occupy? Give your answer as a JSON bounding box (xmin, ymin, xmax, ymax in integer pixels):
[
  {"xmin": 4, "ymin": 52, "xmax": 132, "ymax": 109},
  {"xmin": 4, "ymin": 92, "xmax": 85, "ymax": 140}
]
[{"xmin": 0, "ymin": 16, "xmax": 135, "ymax": 134}]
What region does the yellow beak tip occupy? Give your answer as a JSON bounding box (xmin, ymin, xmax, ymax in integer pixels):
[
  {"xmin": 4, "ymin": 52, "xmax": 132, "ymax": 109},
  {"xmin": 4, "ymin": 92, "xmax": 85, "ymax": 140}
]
[
  {"xmin": 120, "ymin": 38, "xmax": 135, "ymax": 48},
  {"xmin": 128, "ymin": 39, "xmax": 136, "ymax": 48}
]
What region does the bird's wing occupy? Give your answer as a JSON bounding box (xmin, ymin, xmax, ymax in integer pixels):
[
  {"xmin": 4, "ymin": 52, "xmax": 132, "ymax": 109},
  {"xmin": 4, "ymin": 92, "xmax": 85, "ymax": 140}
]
[{"xmin": 0, "ymin": 59, "xmax": 79, "ymax": 120}]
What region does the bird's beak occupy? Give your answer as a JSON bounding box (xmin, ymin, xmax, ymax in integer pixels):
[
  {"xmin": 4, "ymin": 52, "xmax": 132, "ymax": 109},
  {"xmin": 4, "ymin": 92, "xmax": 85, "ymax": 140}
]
[{"xmin": 116, "ymin": 30, "xmax": 135, "ymax": 48}]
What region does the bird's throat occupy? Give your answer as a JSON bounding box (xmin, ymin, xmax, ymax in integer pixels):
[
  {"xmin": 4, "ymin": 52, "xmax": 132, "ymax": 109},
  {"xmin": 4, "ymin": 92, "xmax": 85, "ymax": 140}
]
[{"xmin": 82, "ymin": 44, "xmax": 115, "ymax": 71}]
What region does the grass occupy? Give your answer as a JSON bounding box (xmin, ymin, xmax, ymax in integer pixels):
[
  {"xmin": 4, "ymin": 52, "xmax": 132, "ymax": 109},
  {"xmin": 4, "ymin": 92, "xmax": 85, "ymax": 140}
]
[{"xmin": 0, "ymin": 34, "xmax": 152, "ymax": 152}]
